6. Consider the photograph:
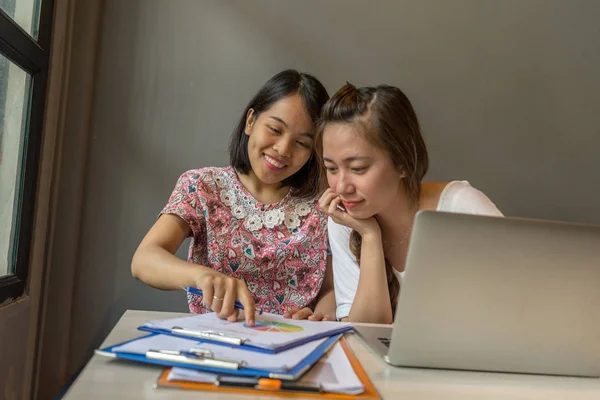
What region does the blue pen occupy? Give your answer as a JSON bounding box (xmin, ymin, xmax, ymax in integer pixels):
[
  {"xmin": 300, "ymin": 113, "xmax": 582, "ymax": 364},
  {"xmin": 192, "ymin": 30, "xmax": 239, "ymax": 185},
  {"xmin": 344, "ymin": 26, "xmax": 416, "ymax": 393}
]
[{"xmin": 183, "ymin": 286, "xmax": 263, "ymax": 315}]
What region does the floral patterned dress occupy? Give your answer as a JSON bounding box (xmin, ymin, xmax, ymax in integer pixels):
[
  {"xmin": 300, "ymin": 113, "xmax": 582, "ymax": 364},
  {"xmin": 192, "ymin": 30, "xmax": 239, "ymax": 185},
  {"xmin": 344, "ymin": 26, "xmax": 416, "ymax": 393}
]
[{"xmin": 161, "ymin": 166, "xmax": 329, "ymax": 314}]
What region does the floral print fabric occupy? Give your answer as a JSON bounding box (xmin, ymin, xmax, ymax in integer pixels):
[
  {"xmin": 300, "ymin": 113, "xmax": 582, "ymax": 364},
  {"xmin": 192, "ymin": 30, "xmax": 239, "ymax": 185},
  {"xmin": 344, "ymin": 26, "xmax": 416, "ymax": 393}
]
[{"xmin": 161, "ymin": 166, "xmax": 329, "ymax": 314}]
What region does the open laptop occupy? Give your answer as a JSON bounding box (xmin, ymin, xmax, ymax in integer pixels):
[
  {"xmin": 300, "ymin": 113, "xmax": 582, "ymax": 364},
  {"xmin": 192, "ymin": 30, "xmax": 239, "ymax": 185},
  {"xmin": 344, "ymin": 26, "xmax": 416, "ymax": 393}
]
[{"xmin": 354, "ymin": 211, "xmax": 600, "ymax": 377}]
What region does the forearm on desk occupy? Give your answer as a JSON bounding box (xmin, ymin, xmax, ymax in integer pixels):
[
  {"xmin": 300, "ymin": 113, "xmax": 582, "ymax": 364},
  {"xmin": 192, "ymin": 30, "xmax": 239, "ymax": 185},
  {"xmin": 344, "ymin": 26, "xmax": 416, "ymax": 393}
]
[
  {"xmin": 131, "ymin": 244, "xmax": 209, "ymax": 290},
  {"xmin": 347, "ymin": 233, "xmax": 394, "ymax": 324}
]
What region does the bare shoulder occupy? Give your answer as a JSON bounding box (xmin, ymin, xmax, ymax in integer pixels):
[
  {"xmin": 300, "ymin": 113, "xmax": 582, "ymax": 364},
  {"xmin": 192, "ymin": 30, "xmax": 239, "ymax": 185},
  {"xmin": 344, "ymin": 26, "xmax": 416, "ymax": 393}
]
[{"xmin": 420, "ymin": 181, "xmax": 451, "ymax": 210}]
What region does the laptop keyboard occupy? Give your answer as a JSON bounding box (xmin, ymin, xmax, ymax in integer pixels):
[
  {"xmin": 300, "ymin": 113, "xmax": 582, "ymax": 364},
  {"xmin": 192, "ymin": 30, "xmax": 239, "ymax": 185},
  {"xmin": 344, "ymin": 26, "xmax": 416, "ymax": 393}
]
[{"xmin": 378, "ymin": 337, "xmax": 391, "ymax": 348}]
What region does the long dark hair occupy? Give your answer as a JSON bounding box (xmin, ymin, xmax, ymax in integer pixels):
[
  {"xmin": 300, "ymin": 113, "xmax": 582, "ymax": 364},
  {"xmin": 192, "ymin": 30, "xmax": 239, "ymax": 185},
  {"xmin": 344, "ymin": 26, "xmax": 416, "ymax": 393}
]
[
  {"xmin": 229, "ymin": 69, "xmax": 329, "ymax": 199},
  {"xmin": 316, "ymin": 82, "xmax": 429, "ymax": 315}
]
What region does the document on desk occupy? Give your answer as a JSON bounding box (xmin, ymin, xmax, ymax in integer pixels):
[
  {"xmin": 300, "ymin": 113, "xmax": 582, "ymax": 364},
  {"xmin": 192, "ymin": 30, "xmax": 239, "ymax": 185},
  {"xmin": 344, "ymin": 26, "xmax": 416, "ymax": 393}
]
[
  {"xmin": 111, "ymin": 333, "xmax": 326, "ymax": 372},
  {"xmin": 141, "ymin": 312, "xmax": 352, "ymax": 352},
  {"xmin": 167, "ymin": 341, "xmax": 365, "ymax": 395}
]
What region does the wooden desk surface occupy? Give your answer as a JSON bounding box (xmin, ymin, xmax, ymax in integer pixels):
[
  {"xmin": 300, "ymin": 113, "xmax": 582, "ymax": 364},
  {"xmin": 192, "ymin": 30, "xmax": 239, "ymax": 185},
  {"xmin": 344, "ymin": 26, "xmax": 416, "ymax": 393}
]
[{"xmin": 63, "ymin": 310, "xmax": 600, "ymax": 399}]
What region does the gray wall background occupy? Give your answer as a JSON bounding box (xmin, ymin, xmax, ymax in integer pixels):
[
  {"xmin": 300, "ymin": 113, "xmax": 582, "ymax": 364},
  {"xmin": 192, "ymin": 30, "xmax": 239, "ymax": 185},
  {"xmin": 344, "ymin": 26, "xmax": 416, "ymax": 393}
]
[{"xmin": 63, "ymin": 0, "xmax": 600, "ymax": 373}]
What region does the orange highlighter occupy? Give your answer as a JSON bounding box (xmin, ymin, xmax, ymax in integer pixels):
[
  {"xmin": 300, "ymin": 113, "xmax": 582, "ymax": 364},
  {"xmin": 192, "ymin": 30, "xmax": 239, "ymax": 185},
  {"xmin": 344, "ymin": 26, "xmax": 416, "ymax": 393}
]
[{"xmin": 216, "ymin": 376, "xmax": 322, "ymax": 393}]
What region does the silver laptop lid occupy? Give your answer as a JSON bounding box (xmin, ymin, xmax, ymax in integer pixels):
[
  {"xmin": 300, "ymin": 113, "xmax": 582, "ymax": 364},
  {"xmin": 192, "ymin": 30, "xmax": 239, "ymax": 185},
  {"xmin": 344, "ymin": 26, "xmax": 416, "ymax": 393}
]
[{"xmin": 387, "ymin": 211, "xmax": 600, "ymax": 377}]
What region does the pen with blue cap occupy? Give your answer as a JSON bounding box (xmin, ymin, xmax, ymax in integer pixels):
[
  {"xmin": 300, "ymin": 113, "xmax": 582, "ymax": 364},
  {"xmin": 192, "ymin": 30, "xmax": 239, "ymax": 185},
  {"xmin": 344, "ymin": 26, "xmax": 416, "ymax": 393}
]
[{"xmin": 183, "ymin": 286, "xmax": 263, "ymax": 315}]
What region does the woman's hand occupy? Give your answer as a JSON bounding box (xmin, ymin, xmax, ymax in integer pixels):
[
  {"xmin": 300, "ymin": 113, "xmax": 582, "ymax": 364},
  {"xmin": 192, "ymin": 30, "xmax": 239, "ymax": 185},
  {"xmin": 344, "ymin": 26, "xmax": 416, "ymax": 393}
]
[
  {"xmin": 194, "ymin": 270, "xmax": 256, "ymax": 326},
  {"xmin": 318, "ymin": 189, "xmax": 380, "ymax": 237},
  {"xmin": 283, "ymin": 307, "xmax": 335, "ymax": 321}
]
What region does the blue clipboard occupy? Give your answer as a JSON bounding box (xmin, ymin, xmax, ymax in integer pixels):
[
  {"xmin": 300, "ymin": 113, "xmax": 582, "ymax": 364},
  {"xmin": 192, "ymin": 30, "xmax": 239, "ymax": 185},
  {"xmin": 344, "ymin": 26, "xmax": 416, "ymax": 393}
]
[
  {"xmin": 95, "ymin": 332, "xmax": 343, "ymax": 380},
  {"xmin": 138, "ymin": 324, "xmax": 353, "ymax": 354}
]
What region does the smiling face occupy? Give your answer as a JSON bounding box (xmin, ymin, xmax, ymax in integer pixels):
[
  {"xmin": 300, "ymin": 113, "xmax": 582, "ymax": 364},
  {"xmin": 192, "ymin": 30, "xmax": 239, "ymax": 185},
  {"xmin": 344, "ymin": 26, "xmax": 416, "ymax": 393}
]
[
  {"xmin": 322, "ymin": 122, "xmax": 405, "ymax": 219},
  {"xmin": 244, "ymin": 94, "xmax": 315, "ymax": 187}
]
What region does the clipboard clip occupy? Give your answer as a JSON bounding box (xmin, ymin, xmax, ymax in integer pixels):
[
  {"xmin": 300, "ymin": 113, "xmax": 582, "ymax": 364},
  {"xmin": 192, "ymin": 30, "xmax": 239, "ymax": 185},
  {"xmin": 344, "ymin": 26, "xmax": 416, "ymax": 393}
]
[
  {"xmin": 146, "ymin": 348, "xmax": 244, "ymax": 370},
  {"xmin": 171, "ymin": 326, "xmax": 247, "ymax": 346}
]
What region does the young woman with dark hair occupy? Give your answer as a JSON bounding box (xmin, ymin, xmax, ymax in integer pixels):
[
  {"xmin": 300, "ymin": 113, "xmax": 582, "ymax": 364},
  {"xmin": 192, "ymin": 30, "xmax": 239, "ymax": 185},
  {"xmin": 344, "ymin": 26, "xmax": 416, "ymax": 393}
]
[{"xmin": 132, "ymin": 70, "xmax": 335, "ymax": 325}]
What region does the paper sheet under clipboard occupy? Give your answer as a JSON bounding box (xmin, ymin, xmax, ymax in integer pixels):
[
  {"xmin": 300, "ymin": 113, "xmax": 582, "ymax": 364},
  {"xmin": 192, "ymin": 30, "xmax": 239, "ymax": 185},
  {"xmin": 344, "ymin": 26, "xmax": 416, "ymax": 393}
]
[
  {"xmin": 167, "ymin": 341, "xmax": 365, "ymax": 395},
  {"xmin": 142, "ymin": 312, "xmax": 352, "ymax": 351}
]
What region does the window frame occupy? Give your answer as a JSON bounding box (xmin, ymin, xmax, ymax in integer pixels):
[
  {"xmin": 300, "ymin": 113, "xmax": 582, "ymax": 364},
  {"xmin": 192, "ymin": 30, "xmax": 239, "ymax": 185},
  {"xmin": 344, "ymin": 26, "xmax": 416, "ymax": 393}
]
[{"xmin": 0, "ymin": 1, "xmax": 54, "ymax": 305}]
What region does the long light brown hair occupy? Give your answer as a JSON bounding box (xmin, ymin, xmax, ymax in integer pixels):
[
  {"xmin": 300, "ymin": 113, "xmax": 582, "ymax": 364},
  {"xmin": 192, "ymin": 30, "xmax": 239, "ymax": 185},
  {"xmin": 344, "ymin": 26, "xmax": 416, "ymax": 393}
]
[{"xmin": 316, "ymin": 83, "xmax": 429, "ymax": 315}]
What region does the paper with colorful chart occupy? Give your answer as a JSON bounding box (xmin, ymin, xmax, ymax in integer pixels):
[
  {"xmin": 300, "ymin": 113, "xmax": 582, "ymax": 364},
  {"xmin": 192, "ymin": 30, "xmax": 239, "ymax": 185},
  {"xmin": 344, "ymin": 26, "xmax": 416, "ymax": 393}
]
[{"xmin": 144, "ymin": 312, "xmax": 352, "ymax": 350}]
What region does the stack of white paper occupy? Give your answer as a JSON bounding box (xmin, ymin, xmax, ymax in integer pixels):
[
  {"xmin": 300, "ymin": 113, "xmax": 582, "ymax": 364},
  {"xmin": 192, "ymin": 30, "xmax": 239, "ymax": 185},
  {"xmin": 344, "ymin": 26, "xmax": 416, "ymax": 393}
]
[
  {"xmin": 167, "ymin": 342, "xmax": 365, "ymax": 395},
  {"xmin": 144, "ymin": 312, "xmax": 352, "ymax": 350}
]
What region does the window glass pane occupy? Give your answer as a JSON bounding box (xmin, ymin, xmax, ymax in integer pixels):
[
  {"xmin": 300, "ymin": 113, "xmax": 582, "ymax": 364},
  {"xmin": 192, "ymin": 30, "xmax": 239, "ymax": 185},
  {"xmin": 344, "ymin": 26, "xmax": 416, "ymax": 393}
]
[
  {"xmin": 0, "ymin": 0, "xmax": 42, "ymax": 39},
  {"xmin": 0, "ymin": 52, "xmax": 31, "ymax": 277}
]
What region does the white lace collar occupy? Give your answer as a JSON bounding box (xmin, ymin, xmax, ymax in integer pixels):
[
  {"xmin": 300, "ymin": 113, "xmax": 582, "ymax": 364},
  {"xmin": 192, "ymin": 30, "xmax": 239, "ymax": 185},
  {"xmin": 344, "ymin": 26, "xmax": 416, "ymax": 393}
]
[{"xmin": 215, "ymin": 168, "xmax": 314, "ymax": 231}]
